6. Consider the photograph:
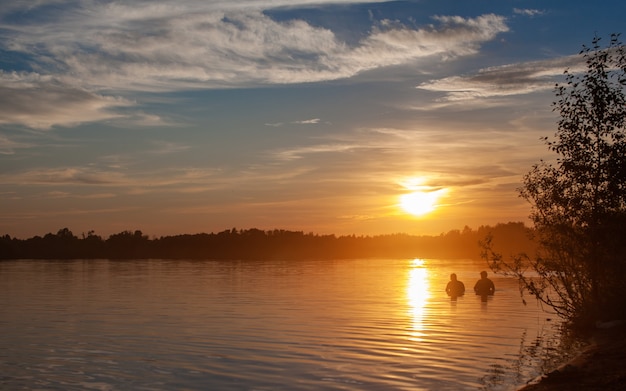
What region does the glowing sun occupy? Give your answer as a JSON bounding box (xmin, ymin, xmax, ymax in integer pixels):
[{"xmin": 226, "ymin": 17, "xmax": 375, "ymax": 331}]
[{"xmin": 400, "ymin": 190, "xmax": 444, "ymax": 216}]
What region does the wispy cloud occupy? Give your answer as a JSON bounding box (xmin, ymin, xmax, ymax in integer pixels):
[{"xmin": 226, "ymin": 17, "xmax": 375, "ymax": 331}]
[
  {"xmin": 266, "ymin": 118, "xmax": 322, "ymax": 127},
  {"xmin": 149, "ymin": 141, "xmax": 192, "ymax": 155},
  {"xmin": 44, "ymin": 191, "xmax": 117, "ymax": 200},
  {"xmin": 2, "ymin": 1, "xmax": 508, "ymax": 91},
  {"xmin": 417, "ymin": 55, "xmax": 583, "ymax": 103},
  {"xmin": 266, "ymin": 123, "xmax": 540, "ymax": 192},
  {"xmin": 0, "ymin": 134, "xmax": 33, "ymax": 154},
  {"xmin": 0, "ymin": 71, "xmax": 135, "ymax": 129},
  {"xmin": 0, "ymin": 0, "xmax": 511, "ymax": 128},
  {"xmin": 272, "ymin": 143, "xmax": 360, "ymax": 161},
  {"xmin": 8, "ymin": 168, "xmax": 126, "ymax": 186},
  {"xmin": 513, "ymin": 8, "xmax": 545, "ymax": 17},
  {"xmin": 293, "ymin": 118, "xmax": 321, "ymax": 124},
  {"xmin": 0, "ymin": 162, "xmax": 305, "ymax": 197}
]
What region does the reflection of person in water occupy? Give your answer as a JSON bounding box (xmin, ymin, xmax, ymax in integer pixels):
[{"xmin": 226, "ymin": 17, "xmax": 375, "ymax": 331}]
[
  {"xmin": 446, "ymin": 273, "xmax": 465, "ymax": 300},
  {"xmin": 474, "ymin": 271, "xmax": 495, "ymax": 301}
]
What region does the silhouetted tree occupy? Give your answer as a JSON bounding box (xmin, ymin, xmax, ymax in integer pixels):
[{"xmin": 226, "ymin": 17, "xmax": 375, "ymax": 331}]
[
  {"xmin": 106, "ymin": 230, "xmax": 149, "ymax": 258},
  {"xmin": 2, "ymin": 223, "xmax": 533, "ymax": 261},
  {"xmin": 482, "ymin": 34, "xmax": 626, "ymax": 328}
]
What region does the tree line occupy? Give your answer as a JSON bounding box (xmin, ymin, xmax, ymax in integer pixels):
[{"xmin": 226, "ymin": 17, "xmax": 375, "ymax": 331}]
[{"xmin": 0, "ymin": 222, "xmax": 534, "ymax": 261}]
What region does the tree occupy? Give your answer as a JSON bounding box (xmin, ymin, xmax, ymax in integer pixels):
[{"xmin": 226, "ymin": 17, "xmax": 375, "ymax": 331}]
[{"xmin": 482, "ymin": 34, "xmax": 626, "ymax": 328}]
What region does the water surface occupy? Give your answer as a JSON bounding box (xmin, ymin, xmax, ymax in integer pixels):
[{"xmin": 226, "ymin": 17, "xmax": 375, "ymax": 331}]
[{"xmin": 0, "ymin": 258, "xmax": 575, "ymax": 390}]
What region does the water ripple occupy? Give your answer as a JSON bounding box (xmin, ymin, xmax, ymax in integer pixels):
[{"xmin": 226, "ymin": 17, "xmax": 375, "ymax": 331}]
[{"xmin": 0, "ymin": 258, "xmax": 578, "ymax": 391}]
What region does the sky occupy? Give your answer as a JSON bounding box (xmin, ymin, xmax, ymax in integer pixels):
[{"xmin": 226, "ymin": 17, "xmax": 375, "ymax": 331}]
[{"xmin": 1, "ymin": 0, "xmax": 624, "ymax": 239}]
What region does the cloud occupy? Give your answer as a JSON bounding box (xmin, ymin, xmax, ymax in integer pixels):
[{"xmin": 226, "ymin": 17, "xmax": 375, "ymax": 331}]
[
  {"xmin": 272, "ymin": 143, "xmax": 360, "ymax": 161},
  {"xmin": 2, "ymin": 3, "xmax": 509, "ymax": 92},
  {"xmin": 0, "ymin": 71, "xmax": 135, "ymax": 129},
  {"xmin": 265, "ymin": 123, "xmax": 533, "ymax": 183},
  {"xmin": 0, "ymin": 163, "xmax": 244, "ymax": 195},
  {"xmin": 0, "ymin": 134, "xmax": 33, "ymax": 155},
  {"xmin": 293, "ymin": 118, "xmax": 321, "ymax": 124},
  {"xmin": 11, "ymin": 167, "xmax": 126, "ymax": 185},
  {"xmin": 262, "ymin": 120, "xmax": 545, "ymax": 204},
  {"xmin": 335, "ymin": 14, "xmax": 509, "ymax": 71},
  {"xmin": 417, "ymin": 55, "xmax": 583, "ymax": 103},
  {"xmin": 0, "ymin": 2, "xmax": 510, "ymax": 128},
  {"xmin": 513, "ymin": 8, "xmax": 545, "ymax": 17},
  {"xmin": 266, "ymin": 118, "xmax": 321, "ymax": 127},
  {"xmin": 149, "ymin": 141, "xmax": 192, "ymax": 155},
  {"xmin": 44, "ymin": 191, "xmax": 117, "ymax": 199}
]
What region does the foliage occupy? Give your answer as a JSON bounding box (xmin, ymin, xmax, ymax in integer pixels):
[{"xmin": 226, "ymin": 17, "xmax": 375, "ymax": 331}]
[
  {"xmin": 482, "ymin": 34, "xmax": 626, "ymax": 328},
  {"xmin": 0, "ymin": 222, "xmax": 533, "ymax": 261}
]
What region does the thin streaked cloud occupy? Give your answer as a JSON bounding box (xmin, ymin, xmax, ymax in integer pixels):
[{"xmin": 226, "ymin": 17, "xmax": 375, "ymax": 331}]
[
  {"xmin": 513, "ymin": 8, "xmax": 545, "ymax": 17},
  {"xmin": 0, "ymin": 4, "xmax": 509, "ymax": 129},
  {"xmin": 417, "ymin": 55, "xmax": 584, "ymax": 103},
  {"xmin": 0, "ymin": 72, "xmax": 134, "ymax": 129},
  {"xmin": 293, "ymin": 119, "xmax": 321, "ymax": 124},
  {"xmin": 4, "ymin": 10, "xmax": 508, "ymax": 93}
]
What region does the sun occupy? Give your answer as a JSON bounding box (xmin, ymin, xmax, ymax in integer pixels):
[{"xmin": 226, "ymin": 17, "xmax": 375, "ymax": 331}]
[
  {"xmin": 397, "ymin": 177, "xmax": 447, "ymax": 217},
  {"xmin": 399, "ymin": 190, "xmax": 444, "ymax": 216}
]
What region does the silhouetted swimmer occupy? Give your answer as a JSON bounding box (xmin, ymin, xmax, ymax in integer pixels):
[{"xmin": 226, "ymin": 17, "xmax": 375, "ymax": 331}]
[
  {"xmin": 474, "ymin": 271, "xmax": 495, "ymax": 302},
  {"xmin": 446, "ymin": 273, "xmax": 465, "ymax": 300}
]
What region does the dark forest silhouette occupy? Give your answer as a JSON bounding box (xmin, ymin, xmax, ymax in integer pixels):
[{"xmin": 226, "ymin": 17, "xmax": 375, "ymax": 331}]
[{"xmin": 0, "ymin": 222, "xmax": 535, "ymax": 260}]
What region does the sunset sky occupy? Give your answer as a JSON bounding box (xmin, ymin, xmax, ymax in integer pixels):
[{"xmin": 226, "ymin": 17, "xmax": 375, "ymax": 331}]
[{"xmin": 1, "ymin": 0, "xmax": 624, "ymax": 239}]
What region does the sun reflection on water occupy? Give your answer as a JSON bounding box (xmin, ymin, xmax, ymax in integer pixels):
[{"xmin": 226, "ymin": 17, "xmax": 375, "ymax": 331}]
[{"xmin": 406, "ymin": 258, "xmax": 430, "ymax": 340}]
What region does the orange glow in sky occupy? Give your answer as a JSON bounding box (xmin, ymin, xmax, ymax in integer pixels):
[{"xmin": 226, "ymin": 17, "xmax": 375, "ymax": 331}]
[
  {"xmin": 1, "ymin": 1, "xmax": 622, "ymax": 238},
  {"xmin": 398, "ymin": 177, "xmax": 448, "ymax": 217}
]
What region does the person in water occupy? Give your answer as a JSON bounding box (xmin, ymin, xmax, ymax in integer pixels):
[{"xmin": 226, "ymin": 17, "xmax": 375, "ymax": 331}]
[
  {"xmin": 446, "ymin": 273, "xmax": 465, "ymax": 299},
  {"xmin": 474, "ymin": 271, "xmax": 495, "ymax": 298}
]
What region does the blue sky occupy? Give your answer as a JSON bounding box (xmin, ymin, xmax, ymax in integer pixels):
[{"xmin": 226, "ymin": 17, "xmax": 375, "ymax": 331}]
[{"xmin": 1, "ymin": 0, "xmax": 624, "ymax": 238}]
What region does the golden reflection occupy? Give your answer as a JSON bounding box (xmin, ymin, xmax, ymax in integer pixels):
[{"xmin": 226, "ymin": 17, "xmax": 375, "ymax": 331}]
[{"xmin": 406, "ymin": 258, "xmax": 430, "ymax": 340}]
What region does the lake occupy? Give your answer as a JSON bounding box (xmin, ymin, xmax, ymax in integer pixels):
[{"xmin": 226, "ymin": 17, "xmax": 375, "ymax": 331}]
[{"xmin": 0, "ymin": 258, "xmax": 579, "ymax": 390}]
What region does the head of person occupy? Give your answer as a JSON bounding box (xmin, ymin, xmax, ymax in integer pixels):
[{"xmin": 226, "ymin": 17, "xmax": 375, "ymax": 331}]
[
  {"xmin": 480, "ymin": 271, "xmax": 488, "ymax": 278},
  {"xmin": 450, "ymin": 273, "xmax": 457, "ymax": 281}
]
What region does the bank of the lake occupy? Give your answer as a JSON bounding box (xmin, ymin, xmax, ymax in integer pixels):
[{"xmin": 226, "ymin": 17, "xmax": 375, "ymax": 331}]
[{"xmin": 518, "ymin": 322, "xmax": 626, "ymax": 391}]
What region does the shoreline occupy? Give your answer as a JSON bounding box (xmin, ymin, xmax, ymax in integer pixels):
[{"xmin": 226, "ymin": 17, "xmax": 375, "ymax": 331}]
[{"xmin": 517, "ymin": 321, "xmax": 626, "ymax": 390}]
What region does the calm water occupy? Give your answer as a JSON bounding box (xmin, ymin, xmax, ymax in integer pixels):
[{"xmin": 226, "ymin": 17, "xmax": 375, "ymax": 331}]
[{"xmin": 0, "ymin": 258, "xmax": 577, "ymax": 390}]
